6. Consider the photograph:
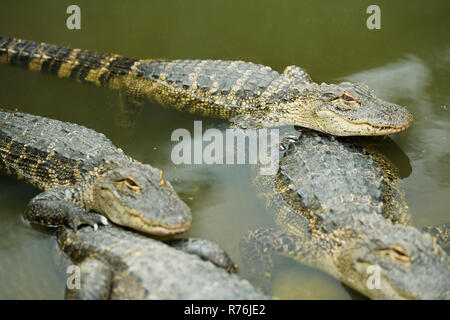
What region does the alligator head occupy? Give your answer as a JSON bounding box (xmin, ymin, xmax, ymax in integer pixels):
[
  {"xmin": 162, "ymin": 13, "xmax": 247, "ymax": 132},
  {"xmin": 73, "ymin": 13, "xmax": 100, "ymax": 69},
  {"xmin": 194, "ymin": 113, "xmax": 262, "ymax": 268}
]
[
  {"xmin": 291, "ymin": 82, "xmax": 413, "ymax": 136},
  {"xmin": 91, "ymin": 159, "xmax": 192, "ymax": 236},
  {"xmin": 336, "ymin": 217, "xmax": 450, "ymax": 300}
]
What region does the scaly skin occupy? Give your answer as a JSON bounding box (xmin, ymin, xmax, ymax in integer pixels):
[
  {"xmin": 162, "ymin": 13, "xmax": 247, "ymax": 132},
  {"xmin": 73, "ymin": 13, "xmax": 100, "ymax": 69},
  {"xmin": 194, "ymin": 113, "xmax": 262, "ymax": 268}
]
[
  {"xmin": 0, "ymin": 109, "xmax": 191, "ymax": 235},
  {"xmin": 240, "ymin": 129, "xmax": 450, "ymax": 300},
  {"xmin": 0, "ymin": 36, "xmax": 412, "ymax": 136},
  {"xmin": 421, "ymin": 223, "xmax": 450, "ymax": 251},
  {"xmin": 58, "ymin": 224, "xmax": 270, "ymax": 300}
]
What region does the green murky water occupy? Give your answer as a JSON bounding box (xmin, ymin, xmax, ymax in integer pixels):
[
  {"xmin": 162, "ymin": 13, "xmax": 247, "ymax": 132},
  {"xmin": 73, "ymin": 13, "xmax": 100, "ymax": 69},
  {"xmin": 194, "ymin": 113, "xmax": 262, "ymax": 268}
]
[{"xmin": 0, "ymin": 1, "xmax": 448, "ymax": 299}]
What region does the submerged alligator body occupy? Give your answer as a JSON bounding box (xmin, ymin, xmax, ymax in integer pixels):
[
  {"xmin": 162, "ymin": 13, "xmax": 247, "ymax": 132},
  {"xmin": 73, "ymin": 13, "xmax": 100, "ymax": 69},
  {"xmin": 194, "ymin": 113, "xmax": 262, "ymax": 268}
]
[
  {"xmin": 240, "ymin": 129, "xmax": 450, "ymax": 299},
  {"xmin": 58, "ymin": 224, "xmax": 270, "ymax": 300},
  {"xmin": 0, "ymin": 36, "xmax": 412, "ymax": 136},
  {"xmin": 0, "ymin": 109, "xmax": 191, "ymax": 235}
]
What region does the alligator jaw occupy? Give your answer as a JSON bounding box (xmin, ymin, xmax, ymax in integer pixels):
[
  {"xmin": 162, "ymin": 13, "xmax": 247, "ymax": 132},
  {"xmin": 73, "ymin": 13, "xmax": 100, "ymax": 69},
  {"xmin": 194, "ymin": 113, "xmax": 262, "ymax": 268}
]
[
  {"xmin": 352, "ymin": 118, "xmax": 413, "ymax": 136},
  {"xmin": 313, "ymin": 111, "xmax": 413, "ymax": 136},
  {"xmin": 367, "ymin": 122, "xmax": 411, "ymax": 136},
  {"xmin": 365, "ymin": 110, "xmax": 413, "ymax": 135},
  {"xmin": 138, "ymin": 220, "xmax": 192, "ymax": 236},
  {"xmin": 106, "ymin": 207, "xmax": 192, "ymax": 236}
]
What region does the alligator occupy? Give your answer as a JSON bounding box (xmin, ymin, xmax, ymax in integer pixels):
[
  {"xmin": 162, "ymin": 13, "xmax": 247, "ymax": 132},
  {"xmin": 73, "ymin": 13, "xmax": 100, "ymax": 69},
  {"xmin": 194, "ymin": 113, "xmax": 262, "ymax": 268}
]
[
  {"xmin": 0, "ymin": 36, "xmax": 412, "ymax": 136},
  {"xmin": 421, "ymin": 223, "xmax": 449, "ymax": 252},
  {"xmin": 0, "ymin": 109, "xmax": 192, "ymax": 235},
  {"xmin": 57, "ymin": 224, "xmax": 270, "ymax": 300},
  {"xmin": 240, "ymin": 128, "xmax": 450, "ymax": 299}
]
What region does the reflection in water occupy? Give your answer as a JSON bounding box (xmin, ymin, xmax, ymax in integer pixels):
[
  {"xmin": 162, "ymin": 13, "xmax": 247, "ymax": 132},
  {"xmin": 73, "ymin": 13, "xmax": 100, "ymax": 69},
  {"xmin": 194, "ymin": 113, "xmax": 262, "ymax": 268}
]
[
  {"xmin": 342, "ymin": 54, "xmax": 449, "ymax": 226},
  {"xmin": 271, "ymin": 257, "xmax": 364, "ymax": 300},
  {"xmin": 340, "ymin": 54, "xmax": 432, "ymax": 103},
  {"xmin": 340, "ymin": 135, "xmax": 412, "ymax": 179},
  {"xmin": 0, "ymin": 174, "xmax": 64, "ymax": 299}
]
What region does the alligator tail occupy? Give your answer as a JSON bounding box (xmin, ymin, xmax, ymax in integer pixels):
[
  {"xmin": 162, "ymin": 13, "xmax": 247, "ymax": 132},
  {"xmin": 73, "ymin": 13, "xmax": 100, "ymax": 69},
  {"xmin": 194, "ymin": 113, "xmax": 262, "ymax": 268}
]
[{"xmin": 0, "ymin": 36, "xmax": 138, "ymax": 88}]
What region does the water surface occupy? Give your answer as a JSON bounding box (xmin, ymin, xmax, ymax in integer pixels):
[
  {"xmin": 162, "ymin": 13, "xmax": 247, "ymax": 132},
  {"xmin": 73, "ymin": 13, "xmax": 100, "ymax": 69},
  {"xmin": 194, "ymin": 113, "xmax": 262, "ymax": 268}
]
[{"xmin": 0, "ymin": 1, "xmax": 448, "ymax": 299}]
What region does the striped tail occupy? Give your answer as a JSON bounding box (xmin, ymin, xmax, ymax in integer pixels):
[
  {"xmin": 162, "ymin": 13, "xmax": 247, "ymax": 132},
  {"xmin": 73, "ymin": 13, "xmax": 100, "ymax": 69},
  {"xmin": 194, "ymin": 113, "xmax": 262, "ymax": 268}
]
[{"xmin": 0, "ymin": 36, "xmax": 139, "ymax": 88}]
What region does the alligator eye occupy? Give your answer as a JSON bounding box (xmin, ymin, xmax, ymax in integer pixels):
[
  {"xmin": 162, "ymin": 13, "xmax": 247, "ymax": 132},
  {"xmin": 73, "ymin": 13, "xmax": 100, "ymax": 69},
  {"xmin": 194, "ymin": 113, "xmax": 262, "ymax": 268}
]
[
  {"xmin": 339, "ymin": 92, "xmax": 358, "ymax": 104},
  {"xmin": 373, "ymin": 243, "xmax": 412, "ymax": 263},
  {"xmin": 117, "ymin": 175, "xmax": 141, "ymax": 192},
  {"xmin": 390, "ymin": 243, "xmax": 410, "ymax": 260}
]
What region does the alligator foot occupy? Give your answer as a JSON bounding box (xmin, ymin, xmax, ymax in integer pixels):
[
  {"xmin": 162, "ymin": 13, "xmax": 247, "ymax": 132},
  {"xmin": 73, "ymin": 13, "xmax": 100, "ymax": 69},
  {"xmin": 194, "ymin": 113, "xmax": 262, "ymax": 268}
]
[
  {"xmin": 165, "ymin": 238, "xmax": 238, "ymax": 273},
  {"xmin": 67, "ymin": 210, "xmax": 109, "ymax": 231},
  {"xmin": 239, "ymin": 228, "xmax": 280, "ymax": 292},
  {"xmin": 230, "ymin": 114, "xmax": 265, "ymax": 129},
  {"xmin": 24, "ymin": 187, "xmax": 108, "ymax": 231},
  {"xmin": 229, "ymin": 114, "xmax": 284, "ymax": 129},
  {"xmin": 117, "ymin": 83, "xmax": 144, "ymax": 130},
  {"xmin": 240, "ymin": 227, "xmax": 324, "ymax": 293}
]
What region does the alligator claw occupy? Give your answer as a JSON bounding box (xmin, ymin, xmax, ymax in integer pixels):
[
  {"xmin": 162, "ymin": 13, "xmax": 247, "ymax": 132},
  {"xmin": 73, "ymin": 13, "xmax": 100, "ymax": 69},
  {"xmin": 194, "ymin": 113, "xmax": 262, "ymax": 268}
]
[
  {"xmin": 68, "ymin": 210, "xmax": 109, "ymax": 231},
  {"xmin": 284, "ymin": 135, "xmax": 298, "ymax": 142},
  {"xmin": 99, "ymin": 216, "xmax": 109, "ymax": 226}
]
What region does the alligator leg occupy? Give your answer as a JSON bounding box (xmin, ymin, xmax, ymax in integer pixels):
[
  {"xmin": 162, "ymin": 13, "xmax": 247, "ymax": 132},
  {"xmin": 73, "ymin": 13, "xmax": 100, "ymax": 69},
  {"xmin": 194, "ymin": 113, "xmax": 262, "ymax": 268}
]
[
  {"xmin": 165, "ymin": 238, "xmax": 238, "ymax": 273},
  {"xmin": 117, "ymin": 80, "xmax": 145, "ymax": 129},
  {"xmin": 24, "ymin": 188, "xmax": 108, "ymax": 230},
  {"xmin": 282, "ymin": 65, "xmax": 312, "ymax": 85},
  {"xmin": 230, "ymin": 114, "xmax": 265, "ymax": 129},
  {"xmin": 230, "ymin": 114, "xmax": 284, "ymax": 129},
  {"xmin": 240, "ymin": 228, "xmax": 327, "ymax": 292},
  {"xmin": 65, "ymin": 258, "xmax": 113, "ymax": 300},
  {"xmin": 421, "ymin": 223, "xmax": 449, "ymax": 251},
  {"xmin": 239, "ymin": 228, "xmax": 280, "ymax": 291}
]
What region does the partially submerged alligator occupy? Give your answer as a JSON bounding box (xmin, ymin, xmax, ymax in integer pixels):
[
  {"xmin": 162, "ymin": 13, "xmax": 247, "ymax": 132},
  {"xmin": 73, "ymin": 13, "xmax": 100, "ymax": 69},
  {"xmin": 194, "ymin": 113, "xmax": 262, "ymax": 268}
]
[
  {"xmin": 0, "ymin": 109, "xmax": 191, "ymax": 235},
  {"xmin": 240, "ymin": 129, "xmax": 450, "ymax": 299},
  {"xmin": 0, "ymin": 36, "xmax": 412, "ymax": 136},
  {"xmin": 58, "ymin": 224, "xmax": 270, "ymax": 299}
]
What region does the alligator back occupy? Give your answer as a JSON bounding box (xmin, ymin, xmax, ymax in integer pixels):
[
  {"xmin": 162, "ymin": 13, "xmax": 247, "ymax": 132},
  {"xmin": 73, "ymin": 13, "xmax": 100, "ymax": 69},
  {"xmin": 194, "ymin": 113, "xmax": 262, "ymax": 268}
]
[
  {"xmin": 254, "ymin": 128, "xmax": 409, "ymax": 235},
  {"xmin": 58, "ymin": 225, "xmax": 270, "ymax": 299},
  {"xmin": 0, "ymin": 109, "xmax": 124, "ymax": 190},
  {"xmin": 279, "ymin": 130, "xmax": 408, "ymax": 229},
  {"xmin": 135, "ymin": 59, "xmax": 282, "ymax": 115}
]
